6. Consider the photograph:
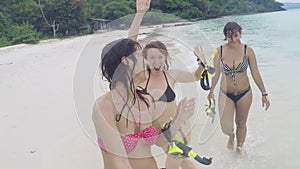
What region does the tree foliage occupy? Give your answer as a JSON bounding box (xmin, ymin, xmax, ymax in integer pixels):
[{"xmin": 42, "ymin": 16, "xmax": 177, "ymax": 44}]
[
  {"xmin": 38, "ymin": 0, "xmax": 88, "ymax": 36},
  {"xmin": 0, "ymin": 0, "xmax": 285, "ymax": 47}
]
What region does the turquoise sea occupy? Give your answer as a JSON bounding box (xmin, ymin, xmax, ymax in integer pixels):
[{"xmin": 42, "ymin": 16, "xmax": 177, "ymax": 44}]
[
  {"xmin": 148, "ymin": 8, "xmax": 300, "ymax": 169},
  {"xmin": 86, "ymin": 8, "xmax": 300, "ymax": 169}
]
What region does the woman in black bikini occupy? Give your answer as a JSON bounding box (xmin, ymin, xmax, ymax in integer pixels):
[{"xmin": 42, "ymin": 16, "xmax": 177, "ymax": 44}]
[
  {"xmin": 208, "ymin": 22, "xmax": 270, "ymax": 152},
  {"xmin": 141, "ymin": 41, "xmax": 206, "ymax": 169}
]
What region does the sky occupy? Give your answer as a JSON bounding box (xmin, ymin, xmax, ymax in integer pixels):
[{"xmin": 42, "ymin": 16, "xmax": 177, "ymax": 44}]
[{"xmin": 277, "ymin": 0, "xmax": 300, "ymax": 2}]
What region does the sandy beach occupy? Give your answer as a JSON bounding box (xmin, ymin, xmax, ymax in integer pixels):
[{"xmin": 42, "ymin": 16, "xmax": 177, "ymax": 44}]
[
  {"xmin": 1, "ymin": 13, "xmax": 300, "ymax": 169},
  {"xmin": 0, "ymin": 26, "xmax": 170, "ymax": 169},
  {"xmin": 0, "ymin": 34, "xmax": 100, "ymax": 169}
]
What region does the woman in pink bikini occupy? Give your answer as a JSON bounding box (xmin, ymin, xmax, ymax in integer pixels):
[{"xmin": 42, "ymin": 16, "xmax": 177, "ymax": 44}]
[{"xmin": 92, "ymin": 1, "xmax": 196, "ymax": 168}]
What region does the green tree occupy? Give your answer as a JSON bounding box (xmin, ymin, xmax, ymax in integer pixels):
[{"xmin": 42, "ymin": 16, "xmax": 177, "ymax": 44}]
[
  {"xmin": 0, "ymin": 0, "xmax": 286, "ymax": 47},
  {"xmin": 102, "ymin": 1, "xmax": 135, "ymax": 20},
  {"xmin": 84, "ymin": 0, "xmax": 103, "ymax": 18},
  {"xmin": 10, "ymin": 22, "xmax": 40, "ymax": 44},
  {"xmin": 0, "ymin": 12, "xmax": 11, "ymax": 47},
  {"xmin": 38, "ymin": 0, "xmax": 88, "ymax": 36},
  {"xmin": 9, "ymin": 0, "xmax": 40, "ymax": 25}
]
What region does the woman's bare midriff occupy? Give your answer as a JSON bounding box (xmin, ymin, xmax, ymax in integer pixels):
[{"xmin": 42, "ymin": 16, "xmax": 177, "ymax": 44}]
[
  {"xmin": 153, "ymin": 101, "xmax": 192, "ymax": 150},
  {"xmin": 220, "ymin": 72, "xmax": 250, "ymax": 91},
  {"xmin": 102, "ymin": 147, "xmax": 158, "ymax": 169}
]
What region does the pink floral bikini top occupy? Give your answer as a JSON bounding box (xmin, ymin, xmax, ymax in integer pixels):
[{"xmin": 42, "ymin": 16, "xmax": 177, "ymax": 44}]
[
  {"xmin": 97, "ymin": 89, "xmax": 158, "ymax": 154},
  {"xmin": 98, "ymin": 125, "xmax": 158, "ymax": 154}
]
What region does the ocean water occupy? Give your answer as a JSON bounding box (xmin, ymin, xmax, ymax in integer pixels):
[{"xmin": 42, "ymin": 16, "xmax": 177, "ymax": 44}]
[
  {"xmin": 89, "ymin": 9, "xmax": 300, "ymax": 169},
  {"xmin": 149, "ymin": 9, "xmax": 300, "ymax": 169}
]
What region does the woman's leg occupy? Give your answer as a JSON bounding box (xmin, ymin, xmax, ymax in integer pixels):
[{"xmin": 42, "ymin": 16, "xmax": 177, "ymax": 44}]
[
  {"xmin": 165, "ymin": 125, "xmax": 196, "ymax": 169},
  {"xmin": 218, "ymin": 91, "xmax": 236, "ymax": 150},
  {"xmin": 235, "ymin": 89, "xmax": 252, "ymax": 151},
  {"xmin": 181, "ymin": 158, "xmax": 196, "ymax": 169},
  {"xmin": 165, "ymin": 156, "xmax": 182, "ymax": 169},
  {"xmin": 179, "ymin": 124, "xmax": 196, "ymax": 169},
  {"xmin": 165, "ymin": 157, "xmax": 196, "ymax": 169}
]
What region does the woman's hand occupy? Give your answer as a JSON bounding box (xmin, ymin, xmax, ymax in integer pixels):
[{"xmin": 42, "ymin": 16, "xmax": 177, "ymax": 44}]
[
  {"xmin": 173, "ymin": 97, "xmax": 196, "ymax": 128},
  {"xmin": 262, "ymin": 96, "xmax": 270, "ymax": 110},
  {"xmin": 194, "ymin": 45, "xmax": 206, "ymax": 65},
  {"xmin": 136, "ymin": 0, "xmax": 151, "ymax": 13},
  {"xmin": 207, "ymin": 92, "xmax": 214, "ymax": 102}
]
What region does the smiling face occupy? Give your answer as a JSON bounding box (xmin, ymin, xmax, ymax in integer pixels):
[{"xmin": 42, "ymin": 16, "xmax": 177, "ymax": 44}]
[
  {"xmin": 145, "ymin": 48, "xmax": 166, "ymax": 71},
  {"xmin": 143, "ymin": 41, "xmax": 170, "ymax": 72},
  {"xmin": 223, "ymin": 22, "xmax": 242, "ymax": 44},
  {"xmin": 226, "ymin": 30, "xmax": 241, "ymax": 44}
]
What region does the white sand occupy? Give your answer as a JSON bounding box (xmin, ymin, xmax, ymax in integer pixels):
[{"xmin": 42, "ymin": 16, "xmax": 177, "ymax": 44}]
[
  {"xmin": 0, "ymin": 28, "xmax": 137, "ymax": 168},
  {"xmin": 0, "ymin": 27, "xmax": 168, "ymax": 169},
  {"xmin": 0, "ymin": 34, "xmax": 100, "ymax": 169}
]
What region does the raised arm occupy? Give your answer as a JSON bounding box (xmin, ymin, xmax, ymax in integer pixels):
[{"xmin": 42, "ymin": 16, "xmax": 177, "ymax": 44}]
[
  {"xmin": 207, "ymin": 48, "xmax": 221, "ymax": 100},
  {"xmin": 193, "ymin": 45, "xmax": 207, "ymax": 79},
  {"xmin": 168, "ymin": 45, "xmax": 206, "ymax": 83},
  {"xmin": 128, "ymin": 0, "xmax": 151, "ymax": 41},
  {"xmin": 92, "ymin": 98, "xmax": 133, "ymax": 169},
  {"xmin": 247, "ymin": 46, "xmax": 270, "ymax": 110}
]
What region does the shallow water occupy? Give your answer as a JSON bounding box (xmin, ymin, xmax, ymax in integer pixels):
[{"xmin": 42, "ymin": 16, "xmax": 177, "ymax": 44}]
[
  {"xmin": 88, "ymin": 9, "xmax": 300, "ymax": 169},
  {"xmin": 151, "ymin": 9, "xmax": 300, "ymax": 169}
]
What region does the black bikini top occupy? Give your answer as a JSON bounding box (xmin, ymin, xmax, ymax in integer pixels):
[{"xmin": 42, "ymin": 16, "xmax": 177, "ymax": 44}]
[{"xmin": 145, "ymin": 71, "xmax": 176, "ymax": 102}]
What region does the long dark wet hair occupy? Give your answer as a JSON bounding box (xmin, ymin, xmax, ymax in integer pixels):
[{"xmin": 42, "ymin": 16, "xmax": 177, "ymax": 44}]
[
  {"xmin": 223, "ymin": 22, "xmax": 242, "ymax": 40},
  {"xmin": 101, "ymin": 38, "xmax": 150, "ymax": 123},
  {"xmin": 143, "ymin": 40, "xmax": 171, "ymax": 70}
]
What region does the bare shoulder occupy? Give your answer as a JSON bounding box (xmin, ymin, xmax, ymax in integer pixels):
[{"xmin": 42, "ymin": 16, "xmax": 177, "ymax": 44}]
[
  {"xmin": 94, "ymin": 93, "xmax": 112, "ymax": 110},
  {"xmin": 246, "ymin": 45, "xmax": 256, "ymax": 58},
  {"xmin": 215, "ymin": 47, "xmax": 221, "ymax": 57},
  {"xmin": 166, "ymin": 69, "xmax": 175, "ymax": 76},
  {"xmin": 93, "ymin": 93, "xmax": 115, "ymax": 121},
  {"xmin": 246, "ymin": 45, "xmax": 254, "ymax": 53},
  {"xmin": 165, "ymin": 69, "xmax": 177, "ymax": 82}
]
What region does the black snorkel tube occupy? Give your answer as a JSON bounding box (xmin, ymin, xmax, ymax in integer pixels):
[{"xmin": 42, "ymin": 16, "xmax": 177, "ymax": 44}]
[
  {"xmin": 200, "ymin": 49, "xmax": 217, "ymax": 90},
  {"xmin": 161, "ymin": 120, "xmax": 212, "ymax": 165},
  {"xmin": 200, "ymin": 65, "xmax": 214, "ymax": 91}
]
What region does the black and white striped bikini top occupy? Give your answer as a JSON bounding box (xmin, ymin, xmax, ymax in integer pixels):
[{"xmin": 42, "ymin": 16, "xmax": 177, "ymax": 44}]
[{"xmin": 219, "ymin": 45, "xmax": 249, "ymax": 74}]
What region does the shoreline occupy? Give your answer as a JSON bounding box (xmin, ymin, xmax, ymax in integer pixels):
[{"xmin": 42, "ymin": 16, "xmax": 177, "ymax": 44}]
[
  {"xmin": 0, "ymin": 24, "xmax": 187, "ymax": 53},
  {"xmin": 0, "ymin": 21, "xmax": 194, "ymax": 53}
]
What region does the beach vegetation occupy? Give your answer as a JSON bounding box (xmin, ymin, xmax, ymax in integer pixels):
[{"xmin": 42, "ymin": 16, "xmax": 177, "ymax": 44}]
[
  {"xmin": 0, "ymin": 0, "xmax": 286, "ymax": 48},
  {"xmin": 105, "ymin": 12, "xmax": 185, "ymax": 30},
  {"xmin": 10, "ymin": 22, "xmax": 41, "ymax": 45}
]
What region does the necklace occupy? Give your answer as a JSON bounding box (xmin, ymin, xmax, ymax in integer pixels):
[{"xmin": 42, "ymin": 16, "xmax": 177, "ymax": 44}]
[{"xmin": 115, "ymin": 89, "xmax": 141, "ymax": 132}]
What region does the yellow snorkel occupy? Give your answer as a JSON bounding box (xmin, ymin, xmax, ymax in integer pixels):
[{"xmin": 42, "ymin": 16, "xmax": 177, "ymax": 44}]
[
  {"xmin": 161, "ymin": 120, "xmax": 212, "ymax": 165},
  {"xmin": 205, "ymin": 98, "xmax": 216, "ymax": 123},
  {"xmin": 200, "ymin": 49, "xmax": 217, "ymax": 90}
]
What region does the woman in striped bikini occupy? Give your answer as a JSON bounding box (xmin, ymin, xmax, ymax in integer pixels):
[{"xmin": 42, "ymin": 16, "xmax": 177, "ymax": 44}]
[{"xmin": 207, "ymin": 22, "xmax": 270, "ymax": 152}]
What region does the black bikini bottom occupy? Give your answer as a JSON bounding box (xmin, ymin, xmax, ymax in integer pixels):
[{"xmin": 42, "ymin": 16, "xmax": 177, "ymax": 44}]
[{"xmin": 221, "ymin": 86, "xmax": 251, "ymax": 103}]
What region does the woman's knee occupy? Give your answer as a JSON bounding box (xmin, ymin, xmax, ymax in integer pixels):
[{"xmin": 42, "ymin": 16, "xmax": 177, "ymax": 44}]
[
  {"xmin": 236, "ymin": 123, "xmax": 247, "ymax": 130},
  {"xmin": 181, "ymin": 159, "xmax": 196, "ymax": 169},
  {"xmin": 220, "ymin": 123, "xmax": 234, "ymax": 135},
  {"xmin": 235, "ymin": 116, "xmax": 248, "ymax": 127}
]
